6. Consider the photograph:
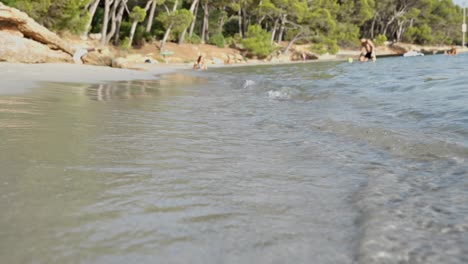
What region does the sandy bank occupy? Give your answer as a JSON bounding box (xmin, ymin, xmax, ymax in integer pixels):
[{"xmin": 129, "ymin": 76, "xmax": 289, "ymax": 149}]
[{"xmin": 0, "ymin": 62, "xmax": 189, "ymax": 95}]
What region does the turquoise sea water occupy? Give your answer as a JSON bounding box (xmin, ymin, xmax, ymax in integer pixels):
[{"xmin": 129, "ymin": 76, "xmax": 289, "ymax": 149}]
[{"xmin": 1, "ymin": 55, "xmax": 467, "ymax": 263}]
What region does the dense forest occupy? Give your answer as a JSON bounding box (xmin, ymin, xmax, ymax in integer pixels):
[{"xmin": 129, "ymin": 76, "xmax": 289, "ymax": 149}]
[{"xmin": 2, "ymin": 0, "xmax": 465, "ymax": 56}]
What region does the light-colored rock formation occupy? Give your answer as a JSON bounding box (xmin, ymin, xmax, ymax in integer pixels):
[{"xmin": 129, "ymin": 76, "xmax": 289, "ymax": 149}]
[
  {"xmin": 0, "ymin": 2, "xmax": 76, "ymax": 63},
  {"xmin": 111, "ymin": 57, "xmax": 146, "ymax": 70},
  {"xmin": 389, "ymin": 42, "xmax": 453, "ymax": 55},
  {"xmin": 0, "ymin": 2, "xmax": 74, "ymax": 55},
  {"xmin": 0, "ymin": 30, "xmax": 72, "ymax": 63}
]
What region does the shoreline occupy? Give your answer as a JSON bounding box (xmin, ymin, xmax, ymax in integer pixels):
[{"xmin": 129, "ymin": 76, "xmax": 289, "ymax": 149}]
[
  {"xmin": 0, "ymin": 62, "xmax": 188, "ymax": 95},
  {"xmin": 0, "ymin": 58, "xmax": 343, "ymax": 95},
  {"xmin": 2, "ymin": 50, "xmax": 467, "ymax": 95}
]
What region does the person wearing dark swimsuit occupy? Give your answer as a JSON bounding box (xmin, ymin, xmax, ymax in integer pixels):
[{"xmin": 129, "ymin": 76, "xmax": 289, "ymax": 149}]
[{"xmin": 359, "ymin": 38, "xmax": 376, "ymax": 62}]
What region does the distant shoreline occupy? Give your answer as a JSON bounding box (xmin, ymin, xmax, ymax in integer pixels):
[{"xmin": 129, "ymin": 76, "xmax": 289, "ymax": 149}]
[{"xmin": 2, "ymin": 49, "xmax": 467, "ymax": 95}]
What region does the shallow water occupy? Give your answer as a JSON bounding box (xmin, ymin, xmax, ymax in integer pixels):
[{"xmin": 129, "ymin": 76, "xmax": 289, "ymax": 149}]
[{"xmin": 1, "ymin": 55, "xmax": 467, "ymax": 264}]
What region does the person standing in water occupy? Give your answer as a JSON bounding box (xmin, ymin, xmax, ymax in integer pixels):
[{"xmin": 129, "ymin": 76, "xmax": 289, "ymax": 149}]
[
  {"xmin": 359, "ymin": 38, "xmax": 376, "ymax": 62},
  {"xmin": 193, "ymin": 55, "xmax": 207, "ymax": 70},
  {"xmin": 448, "ymin": 46, "xmax": 458, "ymax": 55}
]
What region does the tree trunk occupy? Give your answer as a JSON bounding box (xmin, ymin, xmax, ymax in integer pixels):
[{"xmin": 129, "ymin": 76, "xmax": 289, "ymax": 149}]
[
  {"xmin": 201, "ymin": 1, "xmax": 209, "ymax": 43},
  {"xmin": 238, "ymin": 2, "xmax": 243, "ymax": 38},
  {"xmin": 82, "ymin": 0, "xmax": 100, "ymax": 39},
  {"xmin": 146, "ymin": 0, "xmax": 157, "ymax": 33},
  {"xmin": 382, "ymin": 21, "xmax": 391, "ymax": 37},
  {"xmin": 370, "ymin": 13, "xmax": 378, "ymax": 39},
  {"xmin": 396, "ymin": 20, "xmax": 405, "ymax": 42},
  {"xmin": 160, "ymin": 22, "xmax": 173, "ymax": 51},
  {"xmin": 284, "ymin": 31, "xmax": 302, "ymax": 54},
  {"xmin": 113, "ymin": 0, "xmax": 127, "ymax": 46},
  {"xmin": 101, "ymin": 0, "xmax": 113, "ymax": 45},
  {"xmin": 277, "ymin": 14, "xmax": 286, "ymax": 44},
  {"xmin": 218, "ymin": 6, "xmax": 225, "ymax": 34},
  {"xmin": 271, "ymin": 17, "xmax": 279, "ymax": 45},
  {"xmin": 258, "ymin": 15, "xmax": 266, "ymax": 25},
  {"xmin": 129, "ymin": 20, "xmax": 138, "ymax": 46},
  {"xmin": 127, "ymin": 0, "xmax": 153, "ymax": 47},
  {"xmin": 105, "ymin": 0, "xmax": 120, "ymax": 44},
  {"xmin": 179, "ymin": 0, "xmax": 199, "ymax": 44},
  {"xmin": 382, "ymin": 11, "xmax": 402, "ymax": 37},
  {"xmin": 188, "ymin": 0, "xmax": 199, "ymax": 38},
  {"xmin": 160, "ymin": 0, "xmax": 178, "ymax": 50},
  {"xmin": 243, "ymin": 8, "xmax": 248, "ymax": 36}
]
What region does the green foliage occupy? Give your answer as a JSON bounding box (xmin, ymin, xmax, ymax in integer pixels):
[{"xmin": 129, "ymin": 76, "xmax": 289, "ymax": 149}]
[
  {"xmin": 157, "ymin": 8, "xmax": 192, "ymax": 29},
  {"xmin": 54, "ymin": 0, "xmax": 89, "ymax": 33},
  {"xmin": 90, "ymin": 7, "xmax": 104, "ymax": 34},
  {"xmin": 242, "ymin": 25, "xmax": 275, "ymax": 58},
  {"xmin": 4, "ymin": 0, "xmax": 51, "ymax": 23},
  {"xmin": 310, "ymin": 37, "xmax": 339, "ymax": 55},
  {"xmin": 373, "ymin": 34, "xmax": 387, "ymax": 46},
  {"xmin": 233, "ymin": 33, "xmax": 242, "ymax": 43},
  {"xmin": 186, "ymin": 34, "xmax": 202, "ymax": 44},
  {"xmin": 119, "ymin": 21, "xmax": 132, "ymax": 41},
  {"xmin": 119, "ymin": 37, "xmax": 131, "ymax": 51},
  {"xmin": 130, "ymin": 6, "xmax": 147, "ymax": 23},
  {"xmin": 208, "ymin": 34, "xmax": 225, "ymax": 48},
  {"xmin": 222, "ymin": 17, "xmax": 239, "ymax": 37},
  {"xmin": 403, "ymin": 25, "xmax": 434, "ymax": 44},
  {"xmin": 3, "ymin": 0, "xmax": 464, "ymax": 48},
  {"xmin": 335, "ymin": 23, "xmax": 361, "ymax": 47},
  {"xmin": 171, "ymin": 9, "xmax": 194, "ymax": 37},
  {"xmin": 133, "ymin": 25, "xmax": 148, "ymax": 46},
  {"xmin": 5, "ymin": 0, "xmax": 88, "ymax": 34},
  {"xmin": 157, "ymin": 8, "xmax": 193, "ymax": 42},
  {"xmin": 209, "ymin": 8, "xmax": 227, "ymax": 35},
  {"xmin": 224, "ymin": 36, "xmax": 234, "ymax": 46}
]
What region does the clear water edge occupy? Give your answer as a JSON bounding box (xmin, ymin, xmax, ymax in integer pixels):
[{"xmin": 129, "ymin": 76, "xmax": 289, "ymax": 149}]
[{"xmin": 0, "ymin": 55, "xmax": 467, "ymax": 263}]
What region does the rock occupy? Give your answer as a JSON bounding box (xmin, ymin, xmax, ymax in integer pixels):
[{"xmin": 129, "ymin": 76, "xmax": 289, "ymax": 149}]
[
  {"xmin": 111, "ymin": 57, "xmax": 127, "ymax": 68},
  {"xmin": 232, "ymin": 53, "xmax": 245, "ymax": 63},
  {"xmin": 125, "ymin": 54, "xmax": 156, "ymax": 63},
  {"xmin": 276, "ymin": 54, "xmax": 291, "ymax": 63},
  {"xmin": 212, "ymin": 57, "xmax": 223, "ymax": 64},
  {"xmin": 110, "ymin": 57, "xmax": 145, "ymax": 70},
  {"xmin": 0, "ymin": 31, "xmax": 72, "ymax": 63},
  {"xmin": 0, "ymin": 3, "xmax": 74, "ymax": 55},
  {"xmin": 88, "ymin": 33, "xmax": 102, "ymax": 41},
  {"xmin": 390, "ymin": 42, "xmax": 453, "ymax": 55},
  {"xmin": 81, "ymin": 52, "xmax": 113, "ymax": 67}
]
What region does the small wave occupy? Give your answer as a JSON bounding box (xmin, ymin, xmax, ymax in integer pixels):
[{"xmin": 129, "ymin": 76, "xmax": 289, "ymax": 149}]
[
  {"xmin": 267, "ymin": 86, "xmax": 303, "ymax": 101},
  {"xmin": 268, "ymin": 90, "xmax": 291, "ymax": 100},
  {"xmin": 242, "ymin": 80, "xmax": 256, "ymax": 89}
]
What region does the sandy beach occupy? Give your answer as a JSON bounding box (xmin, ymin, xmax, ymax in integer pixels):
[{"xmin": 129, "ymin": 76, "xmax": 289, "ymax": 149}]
[
  {"xmin": 0, "ymin": 59, "xmax": 338, "ymax": 95},
  {"xmin": 2, "ymin": 46, "xmax": 466, "ymax": 95},
  {"xmin": 0, "ymin": 62, "xmax": 190, "ymax": 95}
]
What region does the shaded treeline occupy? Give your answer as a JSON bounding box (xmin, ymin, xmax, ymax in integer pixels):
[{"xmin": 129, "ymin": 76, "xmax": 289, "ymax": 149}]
[{"xmin": 2, "ymin": 0, "xmax": 465, "ymax": 56}]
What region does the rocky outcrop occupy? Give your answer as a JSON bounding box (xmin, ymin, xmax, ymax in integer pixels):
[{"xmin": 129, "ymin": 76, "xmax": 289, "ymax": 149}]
[
  {"xmin": 389, "ymin": 42, "xmax": 453, "ymax": 55},
  {"xmin": 0, "ymin": 3, "xmax": 75, "ymax": 63},
  {"xmin": 0, "ymin": 3, "xmax": 74, "ymax": 54},
  {"xmin": 0, "ymin": 30, "xmax": 72, "ymax": 63}
]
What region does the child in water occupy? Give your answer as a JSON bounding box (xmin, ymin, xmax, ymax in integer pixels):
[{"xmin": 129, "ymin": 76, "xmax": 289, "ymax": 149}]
[{"xmin": 193, "ymin": 55, "xmax": 207, "ymax": 70}]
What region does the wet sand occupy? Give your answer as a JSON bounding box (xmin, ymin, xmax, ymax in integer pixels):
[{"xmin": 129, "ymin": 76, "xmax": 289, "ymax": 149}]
[{"xmin": 0, "ymin": 62, "xmax": 188, "ymax": 95}]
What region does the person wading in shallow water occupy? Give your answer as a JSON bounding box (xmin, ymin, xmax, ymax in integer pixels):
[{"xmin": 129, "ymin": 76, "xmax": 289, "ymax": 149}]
[
  {"xmin": 447, "ymin": 46, "xmax": 458, "ymax": 55},
  {"xmin": 359, "ymin": 38, "xmax": 376, "ymax": 62},
  {"xmin": 193, "ymin": 55, "xmax": 207, "ymax": 70}
]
